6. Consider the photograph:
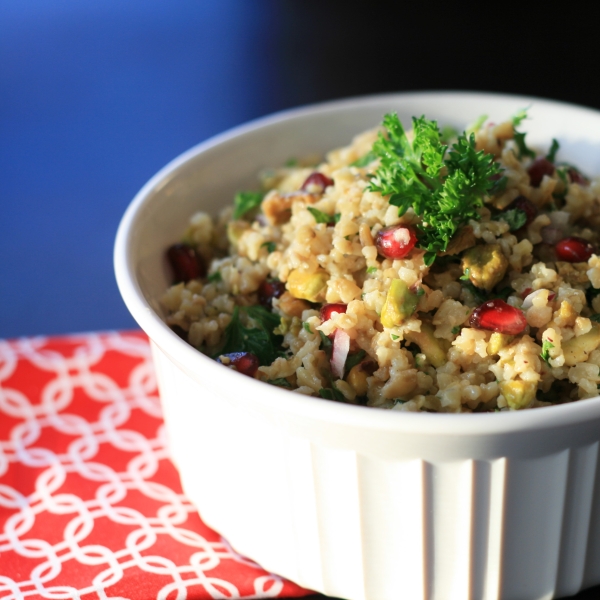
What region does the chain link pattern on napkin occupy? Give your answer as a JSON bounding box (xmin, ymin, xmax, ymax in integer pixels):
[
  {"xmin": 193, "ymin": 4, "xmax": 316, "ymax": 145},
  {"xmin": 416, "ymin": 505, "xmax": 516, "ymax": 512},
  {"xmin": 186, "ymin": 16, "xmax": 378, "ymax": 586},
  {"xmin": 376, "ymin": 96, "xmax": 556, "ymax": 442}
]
[{"xmin": 0, "ymin": 332, "xmax": 308, "ymax": 600}]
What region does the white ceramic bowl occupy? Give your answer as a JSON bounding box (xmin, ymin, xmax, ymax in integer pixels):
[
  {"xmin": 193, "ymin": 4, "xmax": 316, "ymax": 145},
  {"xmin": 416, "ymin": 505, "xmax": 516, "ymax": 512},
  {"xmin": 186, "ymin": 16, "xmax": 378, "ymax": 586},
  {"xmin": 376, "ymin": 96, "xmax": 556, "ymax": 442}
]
[{"xmin": 115, "ymin": 92, "xmax": 600, "ymax": 600}]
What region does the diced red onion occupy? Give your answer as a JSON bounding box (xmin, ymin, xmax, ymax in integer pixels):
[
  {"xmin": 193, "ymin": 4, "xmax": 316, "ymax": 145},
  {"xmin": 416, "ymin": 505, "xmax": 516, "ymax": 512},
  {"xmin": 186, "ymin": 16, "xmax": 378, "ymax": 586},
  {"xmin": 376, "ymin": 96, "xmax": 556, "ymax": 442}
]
[{"xmin": 331, "ymin": 329, "xmax": 350, "ymax": 380}]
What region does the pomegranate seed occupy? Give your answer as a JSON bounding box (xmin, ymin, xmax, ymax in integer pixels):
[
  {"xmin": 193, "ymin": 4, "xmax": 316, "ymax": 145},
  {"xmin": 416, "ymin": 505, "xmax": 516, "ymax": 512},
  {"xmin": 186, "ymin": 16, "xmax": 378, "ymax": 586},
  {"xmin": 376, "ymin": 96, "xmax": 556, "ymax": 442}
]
[
  {"xmin": 521, "ymin": 287, "xmax": 533, "ymax": 299},
  {"xmin": 258, "ymin": 279, "xmax": 286, "ymax": 308},
  {"xmin": 469, "ymin": 300, "xmax": 527, "ymax": 335},
  {"xmin": 555, "ymin": 237, "xmax": 596, "ymax": 262},
  {"xmin": 320, "ymin": 303, "xmax": 347, "ymax": 321},
  {"xmin": 218, "ymin": 352, "xmax": 259, "ymax": 377},
  {"xmin": 528, "ymin": 157, "xmax": 555, "ymax": 187},
  {"xmin": 375, "ymin": 225, "xmax": 418, "ymax": 259},
  {"xmin": 167, "ymin": 243, "xmax": 206, "ymax": 282},
  {"xmin": 300, "ymin": 172, "xmax": 334, "ymax": 193},
  {"xmin": 568, "ymin": 168, "xmax": 588, "ymax": 186},
  {"xmin": 506, "ymin": 196, "xmax": 538, "ymax": 226}
]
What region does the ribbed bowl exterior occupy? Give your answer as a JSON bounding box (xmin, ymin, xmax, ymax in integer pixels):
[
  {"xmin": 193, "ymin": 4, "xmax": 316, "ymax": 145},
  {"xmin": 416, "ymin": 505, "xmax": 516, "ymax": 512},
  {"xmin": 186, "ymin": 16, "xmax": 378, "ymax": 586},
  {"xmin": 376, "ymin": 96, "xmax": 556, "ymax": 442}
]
[
  {"xmin": 152, "ymin": 342, "xmax": 600, "ymax": 600},
  {"xmin": 114, "ymin": 92, "xmax": 600, "ymax": 600}
]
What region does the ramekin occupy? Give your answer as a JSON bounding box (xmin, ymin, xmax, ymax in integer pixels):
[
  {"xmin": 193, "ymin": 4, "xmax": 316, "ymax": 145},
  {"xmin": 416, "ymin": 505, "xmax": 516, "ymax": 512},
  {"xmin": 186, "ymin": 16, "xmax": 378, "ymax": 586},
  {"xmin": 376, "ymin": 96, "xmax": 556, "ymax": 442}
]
[{"xmin": 115, "ymin": 92, "xmax": 600, "ymax": 600}]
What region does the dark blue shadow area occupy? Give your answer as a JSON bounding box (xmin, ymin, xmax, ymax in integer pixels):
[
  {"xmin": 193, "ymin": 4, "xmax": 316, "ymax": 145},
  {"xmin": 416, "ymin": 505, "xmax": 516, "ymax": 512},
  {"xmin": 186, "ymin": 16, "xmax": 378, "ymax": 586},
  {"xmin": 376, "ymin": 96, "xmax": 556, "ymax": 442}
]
[{"xmin": 0, "ymin": 0, "xmax": 283, "ymax": 337}]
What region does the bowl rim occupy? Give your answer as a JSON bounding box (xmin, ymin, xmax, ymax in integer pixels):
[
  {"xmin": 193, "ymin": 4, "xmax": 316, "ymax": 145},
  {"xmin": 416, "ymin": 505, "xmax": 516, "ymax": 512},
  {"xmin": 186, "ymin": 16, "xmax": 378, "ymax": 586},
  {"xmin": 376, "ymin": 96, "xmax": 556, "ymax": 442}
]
[{"xmin": 114, "ymin": 89, "xmax": 600, "ymax": 436}]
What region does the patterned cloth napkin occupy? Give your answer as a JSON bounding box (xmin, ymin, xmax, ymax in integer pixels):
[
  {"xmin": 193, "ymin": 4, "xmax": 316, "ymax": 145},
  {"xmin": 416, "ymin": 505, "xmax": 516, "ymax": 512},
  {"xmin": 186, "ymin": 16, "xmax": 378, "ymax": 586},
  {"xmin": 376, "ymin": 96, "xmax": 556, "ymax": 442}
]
[{"xmin": 0, "ymin": 331, "xmax": 312, "ymax": 600}]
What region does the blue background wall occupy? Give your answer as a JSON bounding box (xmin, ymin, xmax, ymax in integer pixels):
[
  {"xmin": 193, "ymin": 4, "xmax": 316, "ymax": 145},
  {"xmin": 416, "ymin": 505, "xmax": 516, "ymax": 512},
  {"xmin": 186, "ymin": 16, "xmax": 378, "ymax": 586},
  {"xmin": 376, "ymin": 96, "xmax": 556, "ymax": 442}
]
[{"xmin": 2, "ymin": 1, "xmax": 599, "ymax": 339}]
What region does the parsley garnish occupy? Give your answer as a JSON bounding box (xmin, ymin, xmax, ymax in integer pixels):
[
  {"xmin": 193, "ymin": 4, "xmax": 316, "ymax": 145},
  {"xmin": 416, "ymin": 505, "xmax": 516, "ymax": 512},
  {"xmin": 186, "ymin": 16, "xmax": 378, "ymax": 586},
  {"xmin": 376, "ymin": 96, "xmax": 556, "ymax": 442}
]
[
  {"xmin": 451, "ymin": 326, "xmax": 460, "ymax": 334},
  {"xmin": 351, "ymin": 151, "xmax": 377, "ymax": 167},
  {"xmin": 334, "ymin": 212, "xmax": 341, "ymax": 223},
  {"xmin": 390, "ymin": 334, "xmax": 399, "ymax": 341},
  {"xmin": 590, "ymin": 314, "xmax": 600, "ymax": 323},
  {"xmin": 345, "ymin": 350, "xmax": 366, "ymax": 372},
  {"xmin": 440, "ymin": 125, "xmax": 458, "ymax": 143},
  {"xmin": 303, "ymin": 322, "xmax": 313, "ymax": 334},
  {"xmin": 233, "ymin": 191, "xmax": 263, "ymax": 220},
  {"xmin": 284, "ymin": 158, "xmax": 298, "ymax": 167},
  {"xmin": 319, "ymin": 386, "xmax": 346, "ymax": 402},
  {"xmin": 307, "ymin": 207, "xmax": 335, "ymax": 224},
  {"xmin": 219, "ymin": 306, "xmax": 283, "ymax": 366},
  {"xmin": 261, "ymin": 241, "xmax": 276, "ymax": 253},
  {"xmin": 541, "ymin": 340, "xmax": 554, "ymax": 366},
  {"xmin": 207, "ymin": 271, "xmax": 222, "ymax": 283},
  {"xmin": 366, "ymin": 266, "xmax": 378, "ymax": 275},
  {"xmin": 546, "ymin": 138, "xmax": 559, "ymax": 162},
  {"xmin": 369, "ymin": 113, "xmax": 500, "ymax": 266},
  {"xmin": 493, "ymin": 208, "xmax": 527, "ymax": 231}
]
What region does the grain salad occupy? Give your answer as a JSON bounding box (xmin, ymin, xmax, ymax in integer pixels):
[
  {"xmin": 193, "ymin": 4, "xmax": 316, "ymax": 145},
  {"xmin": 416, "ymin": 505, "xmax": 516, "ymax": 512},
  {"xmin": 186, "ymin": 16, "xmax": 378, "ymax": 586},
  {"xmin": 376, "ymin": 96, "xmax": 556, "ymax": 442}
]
[{"xmin": 160, "ymin": 111, "xmax": 600, "ymax": 412}]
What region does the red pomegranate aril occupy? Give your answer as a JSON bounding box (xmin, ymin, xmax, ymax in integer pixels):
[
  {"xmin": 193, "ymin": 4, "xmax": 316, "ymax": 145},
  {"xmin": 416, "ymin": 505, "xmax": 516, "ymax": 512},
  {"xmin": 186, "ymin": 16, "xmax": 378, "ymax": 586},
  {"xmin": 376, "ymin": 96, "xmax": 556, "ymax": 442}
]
[
  {"xmin": 375, "ymin": 225, "xmax": 418, "ymax": 259},
  {"xmin": 167, "ymin": 243, "xmax": 206, "ymax": 282},
  {"xmin": 218, "ymin": 352, "xmax": 259, "ymax": 377},
  {"xmin": 258, "ymin": 279, "xmax": 286, "ymax": 308},
  {"xmin": 469, "ymin": 300, "xmax": 527, "ymax": 335},
  {"xmin": 300, "ymin": 172, "xmax": 334, "ymax": 194},
  {"xmin": 555, "ymin": 237, "xmax": 596, "ymax": 262},
  {"xmin": 506, "ymin": 196, "xmax": 538, "ymax": 226},
  {"xmin": 568, "ymin": 168, "xmax": 588, "ymax": 186},
  {"xmin": 528, "ymin": 157, "xmax": 555, "ymax": 187},
  {"xmin": 320, "ymin": 303, "xmax": 347, "ymax": 321}
]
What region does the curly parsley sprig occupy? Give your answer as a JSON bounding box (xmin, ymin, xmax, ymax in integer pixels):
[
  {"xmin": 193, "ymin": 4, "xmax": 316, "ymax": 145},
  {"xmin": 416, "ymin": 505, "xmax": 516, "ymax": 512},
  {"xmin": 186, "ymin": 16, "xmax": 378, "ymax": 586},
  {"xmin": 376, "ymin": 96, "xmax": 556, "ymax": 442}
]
[{"xmin": 368, "ymin": 113, "xmax": 501, "ymax": 265}]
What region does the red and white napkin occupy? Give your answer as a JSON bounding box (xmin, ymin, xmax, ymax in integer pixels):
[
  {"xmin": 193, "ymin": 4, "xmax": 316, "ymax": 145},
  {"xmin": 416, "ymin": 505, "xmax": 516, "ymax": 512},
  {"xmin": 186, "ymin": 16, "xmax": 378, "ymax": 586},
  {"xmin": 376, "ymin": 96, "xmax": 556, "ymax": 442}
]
[{"xmin": 0, "ymin": 331, "xmax": 312, "ymax": 600}]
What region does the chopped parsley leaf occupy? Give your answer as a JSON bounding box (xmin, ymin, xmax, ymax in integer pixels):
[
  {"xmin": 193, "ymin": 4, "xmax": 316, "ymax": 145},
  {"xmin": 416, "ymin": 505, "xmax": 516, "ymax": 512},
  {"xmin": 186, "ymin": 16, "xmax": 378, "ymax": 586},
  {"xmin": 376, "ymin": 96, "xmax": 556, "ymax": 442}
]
[
  {"xmin": 307, "ymin": 207, "xmax": 335, "ymax": 224},
  {"xmin": 540, "ymin": 340, "xmax": 554, "ymax": 366},
  {"xmin": 319, "ymin": 386, "xmax": 346, "ymax": 402},
  {"xmin": 207, "ymin": 271, "xmax": 222, "ymax": 283},
  {"xmin": 451, "ymin": 326, "xmax": 460, "ymax": 334},
  {"xmin": 369, "ymin": 113, "xmax": 500, "ymax": 266},
  {"xmin": 350, "ymin": 150, "xmax": 377, "ymax": 167},
  {"xmin": 303, "ymin": 322, "xmax": 313, "ymax": 334},
  {"xmin": 586, "ymin": 286, "xmax": 600, "ymax": 306},
  {"xmin": 219, "ymin": 305, "xmax": 283, "ymax": 366},
  {"xmin": 546, "ymin": 138, "xmax": 560, "ymax": 162},
  {"xmin": 366, "ymin": 266, "xmax": 378, "ymax": 275},
  {"xmin": 390, "ymin": 334, "xmax": 399, "ymax": 341},
  {"xmin": 590, "ymin": 314, "xmax": 600, "ymax": 323},
  {"xmin": 345, "ymin": 350, "xmax": 366, "ymax": 372},
  {"xmin": 466, "ymin": 114, "xmax": 488, "ymax": 135},
  {"xmin": 284, "ymin": 157, "xmax": 298, "ymax": 167},
  {"xmin": 334, "ymin": 212, "xmax": 341, "ymax": 223},
  {"xmin": 319, "ymin": 330, "xmax": 333, "ymax": 359},
  {"xmin": 493, "ymin": 208, "xmax": 527, "ymax": 231},
  {"xmin": 267, "ymin": 377, "xmax": 293, "ymax": 389},
  {"xmin": 233, "ymin": 191, "xmax": 263, "ymax": 220},
  {"xmin": 512, "ymin": 108, "xmax": 529, "ymax": 127},
  {"xmin": 261, "ymin": 241, "xmax": 276, "ymax": 253},
  {"xmin": 416, "ymin": 287, "xmax": 425, "ymax": 297}
]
